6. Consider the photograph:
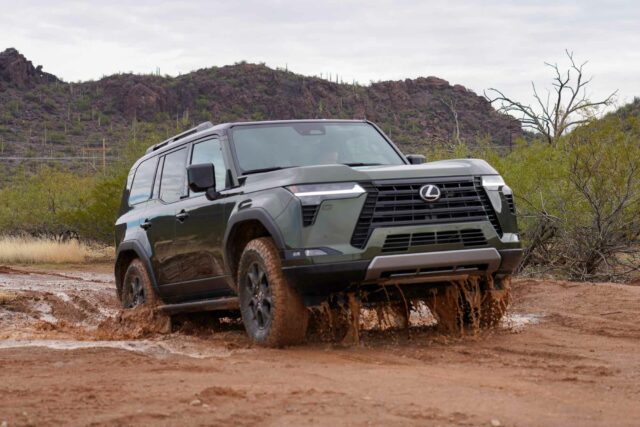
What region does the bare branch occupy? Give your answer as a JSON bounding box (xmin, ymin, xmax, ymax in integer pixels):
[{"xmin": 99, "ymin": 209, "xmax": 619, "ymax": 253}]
[{"xmin": 485, "ymin": 51, "xmax": 618, "ymax": 144}]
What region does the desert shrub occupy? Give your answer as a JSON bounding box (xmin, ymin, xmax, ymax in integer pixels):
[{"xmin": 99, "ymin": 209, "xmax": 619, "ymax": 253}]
[
  {"xmin": 25, "ymin": 91, "xmax": 39, "ymax": 103},
  {"xmin": 64, "ymin": 169, "xmax": 128, "ymax": 242},
  {"xmin": 0, "ymin": 167, "xmax": 93, "ymax": 235},
  {"xmin": 48, "ymin": 131, "xmax": 66, "ymax": 144},
  {"xmin": 74, "ymin": 95, "xmax": 91, "ymax": 112},
  {"xmin": 70, "ymin": 122, "xmax": 83, "ymax": 135},
  {"xmin": 43, "ymin": 97, "xmax": 57, "ymax": 113}
]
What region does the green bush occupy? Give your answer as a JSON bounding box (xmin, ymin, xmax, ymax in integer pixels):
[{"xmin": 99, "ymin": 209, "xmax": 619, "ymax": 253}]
[{"xmin": 0, "ymin": 131, "xmax": 160, "ymax": 243}]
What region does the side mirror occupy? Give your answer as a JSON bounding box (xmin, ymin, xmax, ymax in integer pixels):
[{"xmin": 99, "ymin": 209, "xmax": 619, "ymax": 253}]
[
  {"xmin": 406, "ymin": 154, "xmax": 426, "ymax": 165},
  {"xmin": 187, "ymin": 163, "xmax": 218, "ymax": 199}
]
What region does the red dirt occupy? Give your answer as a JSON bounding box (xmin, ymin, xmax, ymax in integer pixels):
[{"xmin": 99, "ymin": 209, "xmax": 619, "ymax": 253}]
[{"xmin": 1, "ymin": 267, "xmax": 639, "ymax": 426}]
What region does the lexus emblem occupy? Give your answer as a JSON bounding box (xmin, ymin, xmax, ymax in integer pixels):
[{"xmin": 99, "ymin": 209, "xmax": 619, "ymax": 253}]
[{"xmin": 419, "ymin": 184, "xmax": 441, "ymax": 202}]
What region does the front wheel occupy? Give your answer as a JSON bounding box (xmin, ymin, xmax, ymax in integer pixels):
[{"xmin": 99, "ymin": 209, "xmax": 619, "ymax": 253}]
[{"xmin": 237, "ymin": 237, "xmax": 309, "ymax": 347}]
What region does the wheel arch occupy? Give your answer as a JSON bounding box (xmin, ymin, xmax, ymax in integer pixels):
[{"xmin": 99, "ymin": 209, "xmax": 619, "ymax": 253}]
[
  {"xmin": 224, "ymin": 208, "xmax": 287, "ymax": 281},
  {"xmin": 114, "ymin": 241, "xmax": 159, "ymax": 299}
]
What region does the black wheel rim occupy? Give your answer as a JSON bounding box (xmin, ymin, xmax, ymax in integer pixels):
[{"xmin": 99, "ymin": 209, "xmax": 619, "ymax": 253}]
[
  {"xmin": 124, "ymin": 274, "xmax": 146, "ymax": 308},
  {"xmin": 246, "ymin": 262, "xmax": 272, "ymax": 330}
]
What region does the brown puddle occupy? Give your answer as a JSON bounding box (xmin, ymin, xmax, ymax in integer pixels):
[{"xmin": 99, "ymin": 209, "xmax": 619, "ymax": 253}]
[{"xmin": 1, "ymin": 267, "xmax": 530, "ymax": 350}]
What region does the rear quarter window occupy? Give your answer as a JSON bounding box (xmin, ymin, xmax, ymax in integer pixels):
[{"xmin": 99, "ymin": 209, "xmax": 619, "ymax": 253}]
[{"xmin": 129, "ymin": 157, "xmax": 158, "ymax": 205}]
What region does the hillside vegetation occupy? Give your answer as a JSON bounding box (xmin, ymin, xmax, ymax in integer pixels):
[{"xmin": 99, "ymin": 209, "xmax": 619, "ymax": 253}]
[{"xmin": 0, "ymin": 47, "xmax": 520, "ymax": 168}]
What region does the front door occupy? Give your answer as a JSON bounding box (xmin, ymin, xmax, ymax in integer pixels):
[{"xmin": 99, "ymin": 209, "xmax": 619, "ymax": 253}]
[{"xmin": 171, "ymin": 137, "xmax": 233, "ymax": 300}]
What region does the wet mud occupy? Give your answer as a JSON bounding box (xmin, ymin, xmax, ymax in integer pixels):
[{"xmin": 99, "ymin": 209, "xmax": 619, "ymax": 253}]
[{"xmin": 2, "ymin": 266, "xmax": 640, "ymax": 426}]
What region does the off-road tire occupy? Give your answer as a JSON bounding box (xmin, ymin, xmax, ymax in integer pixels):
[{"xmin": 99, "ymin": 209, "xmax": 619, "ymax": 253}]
[
  {"xmin": 237, "ymin": 237, "xmax": 309, "ymax": 347},
  {"xmin": 120, "ymin": 259, "xmax": 161, "ymax": 309}
]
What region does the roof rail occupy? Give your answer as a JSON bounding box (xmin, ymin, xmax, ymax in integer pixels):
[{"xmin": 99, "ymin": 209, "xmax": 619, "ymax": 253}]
[{"xmin": 145, "ymin": 121, "xmax": 214, "ymax": 154}]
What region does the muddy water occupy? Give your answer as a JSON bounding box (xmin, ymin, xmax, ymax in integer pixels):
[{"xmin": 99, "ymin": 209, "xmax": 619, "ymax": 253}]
[
  {"xmin": 0, "ymin": 267, "xmax": 118, "ymax": 340},
  {"xmin": 0, "ymin": 265, "xmax": 538, "ymax": 352}
]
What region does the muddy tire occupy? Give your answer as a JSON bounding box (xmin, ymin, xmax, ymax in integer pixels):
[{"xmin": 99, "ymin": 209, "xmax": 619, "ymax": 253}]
[
  {"xmin": 120, "ymin": 259, "xmax": 161, "ymax": 309},
  {"xmin": 237, "ymin": 237, "xmax": 309, "ymax": 347}
]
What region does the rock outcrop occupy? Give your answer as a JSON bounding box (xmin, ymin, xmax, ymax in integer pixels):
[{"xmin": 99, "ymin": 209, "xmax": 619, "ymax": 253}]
[{"xmin": 0, "ymin": 48, "xmax": 58, "ymax": 88}]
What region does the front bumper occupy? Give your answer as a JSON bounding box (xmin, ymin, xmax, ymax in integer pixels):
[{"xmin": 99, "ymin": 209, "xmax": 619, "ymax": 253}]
[{"xmin": 283, "ymin": 248, "xmax": 523, "ymax": 297}]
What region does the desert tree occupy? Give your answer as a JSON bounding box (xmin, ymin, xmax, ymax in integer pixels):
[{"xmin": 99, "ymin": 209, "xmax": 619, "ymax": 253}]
[
  {"xmin": 438, "ymin": 95, "xmax": 462, "ymax": 145},
  {"xmin": 485, "ymin": 50, "xmax": 617, "ymax": 144}
]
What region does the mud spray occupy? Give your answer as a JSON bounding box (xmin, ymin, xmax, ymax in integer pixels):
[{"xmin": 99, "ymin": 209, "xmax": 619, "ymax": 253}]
[
  {"xmin": 308, "ymin": 276, "xmax": 511, "ymax": 344},
  {"xmin": 425, "ymin": 275, "xmax": 511, "ymax": 335}
]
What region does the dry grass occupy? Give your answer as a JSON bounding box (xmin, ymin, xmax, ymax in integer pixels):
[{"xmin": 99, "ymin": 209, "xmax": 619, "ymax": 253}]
[{"xmin": 0, "ymin": 237, "xmax": 94, "ymax": 264}]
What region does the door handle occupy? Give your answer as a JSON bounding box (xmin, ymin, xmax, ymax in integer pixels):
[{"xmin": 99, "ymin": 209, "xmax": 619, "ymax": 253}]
[
  {"xmin": 175, "ymin": 210, "xmax": 189, "ymax": 222},
  {"xmin": 140, "ymin": 219, "xmax": 152, "ymax": 230}
]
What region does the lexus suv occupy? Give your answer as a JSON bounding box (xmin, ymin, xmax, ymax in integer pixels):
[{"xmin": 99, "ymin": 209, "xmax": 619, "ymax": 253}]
[{"xmin": 114, "ymin": 120, "xmax": 522, "ymax": 346}]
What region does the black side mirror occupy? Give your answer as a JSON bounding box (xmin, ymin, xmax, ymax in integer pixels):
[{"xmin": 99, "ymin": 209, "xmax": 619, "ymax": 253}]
[
  {"xmin": 406, "ymin": 154, "xmax": 426, "ymax": 165},
  {"xmin": 187, "ymin": 163, "xmax": 218, "ymax": 199}
]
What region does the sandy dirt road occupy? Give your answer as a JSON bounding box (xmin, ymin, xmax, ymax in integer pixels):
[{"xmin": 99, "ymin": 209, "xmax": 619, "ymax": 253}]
[{"xmin": 0, "ymin": 265, "xmax": 639, "ymax": 426}]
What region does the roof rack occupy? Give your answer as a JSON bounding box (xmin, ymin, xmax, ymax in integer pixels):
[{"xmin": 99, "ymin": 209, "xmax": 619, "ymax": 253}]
[{"xmin": 145, "ymin": 121, "xmax": 214, "ymax": 154}]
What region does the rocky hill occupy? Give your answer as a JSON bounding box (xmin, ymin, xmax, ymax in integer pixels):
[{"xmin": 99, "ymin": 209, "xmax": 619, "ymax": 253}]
[{"xmin": 0, "ymin": 48, "xmax": 522, "ymax": 167}]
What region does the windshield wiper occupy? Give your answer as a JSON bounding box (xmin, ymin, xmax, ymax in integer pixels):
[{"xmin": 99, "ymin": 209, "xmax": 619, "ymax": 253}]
[
  {"xmin": 341, "ymin": 162, "xmax": 383, "ymax": 167},
  {"xmin": 242, "ymin": 166, "xmax": 298, "ymax": 175}
]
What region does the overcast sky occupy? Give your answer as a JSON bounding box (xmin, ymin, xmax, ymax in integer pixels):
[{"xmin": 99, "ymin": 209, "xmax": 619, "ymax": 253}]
[{"xmin": 1, "ymin": 0, "xmax": 638, "ymax": 109}]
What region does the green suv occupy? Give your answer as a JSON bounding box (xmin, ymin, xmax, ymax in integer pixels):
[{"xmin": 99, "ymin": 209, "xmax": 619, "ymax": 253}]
[{"xmin": 114, "ymin": 120, "xmax": 522, "ymax": 345}]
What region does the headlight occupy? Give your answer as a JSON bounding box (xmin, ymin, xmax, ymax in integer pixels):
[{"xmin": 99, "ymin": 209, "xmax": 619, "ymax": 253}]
[
  {"xmin": 481, "ymin": 175, "xmax": 506, "ymax": 191},
  {"xmin": 286, "ymin": 182, "xmax": 366, "ymax": 205}
]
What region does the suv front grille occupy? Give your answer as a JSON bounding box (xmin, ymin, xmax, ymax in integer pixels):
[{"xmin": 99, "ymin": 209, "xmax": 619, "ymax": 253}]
[
  {"xmin": 382, "ymin": 229, "xmax": 487, "ymax": 253},
  {"xmin": 351, "ymin": 177, "xmax": 501, "ymax": 248}
]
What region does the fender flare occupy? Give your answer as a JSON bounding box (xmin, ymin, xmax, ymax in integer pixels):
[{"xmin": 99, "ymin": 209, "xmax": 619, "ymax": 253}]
[
  {"xmin": 223, "ymin": 207, "xmax": 287, "ymax": 271},
  {"xmin": 114, "ymin": 240, "xmax": 160, "ymax": 296}
]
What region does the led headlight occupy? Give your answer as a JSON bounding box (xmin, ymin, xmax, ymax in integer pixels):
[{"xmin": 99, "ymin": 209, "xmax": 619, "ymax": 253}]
[
  {"xmin": 481, "ymin": 175, "xmax": 506, "ymax": 191},
  {"xmin": 286, "ymin": 182, "xmax": 366, "ymax": 205}
]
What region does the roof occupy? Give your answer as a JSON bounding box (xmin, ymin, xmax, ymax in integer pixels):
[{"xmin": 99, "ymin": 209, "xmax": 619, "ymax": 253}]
[
  {"xmin": 144, "ymin": 119, "xmax": 369, "ymax": 155},
  {"xmin": 210, "ymin": 118, "xmax": 367, "ymax": 131}
]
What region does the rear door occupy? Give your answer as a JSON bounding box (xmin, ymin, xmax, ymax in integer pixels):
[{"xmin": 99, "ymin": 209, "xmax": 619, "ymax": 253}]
[
  {"xmin": 170, "ymin": 137, "xmax": 233, "ymax": 300},
  {"xmin": 145, "ymin": 147, "xmax": 189, "ymax": 291}
]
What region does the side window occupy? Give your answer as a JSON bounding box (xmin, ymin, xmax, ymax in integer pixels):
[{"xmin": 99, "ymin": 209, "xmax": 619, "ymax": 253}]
[
  {"xmin": 160, "ymin": 148, "xmax": 188, "ymax": 203},
  {"xmin": 129, "ymin": 157, "xmax": 157, "ymax": 205},
  {"xmin": 191, "ymin": 138, "xmax": 227, "ymax": 190}
]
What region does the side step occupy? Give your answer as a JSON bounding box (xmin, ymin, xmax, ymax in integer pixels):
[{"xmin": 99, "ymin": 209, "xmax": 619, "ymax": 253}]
[{"xmin": 157, "ymin": 296, "xmax": 239, "ymax": 315}]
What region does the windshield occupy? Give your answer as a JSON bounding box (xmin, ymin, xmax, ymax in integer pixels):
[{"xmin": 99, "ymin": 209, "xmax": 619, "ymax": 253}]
[{"xmin": 229, "ymin": 122, "xmax": 405, "ymax": 174}]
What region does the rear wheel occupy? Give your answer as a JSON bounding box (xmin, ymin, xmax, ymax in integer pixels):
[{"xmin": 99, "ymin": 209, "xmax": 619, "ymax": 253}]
[
  {"xmin": 237, "ymin": 237, "xmax": 309, "ymax": 347},
  {"xmin": 120, "ymin": 259, "xmax": 161, "ymax": 308}
]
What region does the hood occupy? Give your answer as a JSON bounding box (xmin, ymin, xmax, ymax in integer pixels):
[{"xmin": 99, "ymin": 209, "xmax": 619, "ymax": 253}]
[{"xmin": 241, "ymin": 159, "xmax": 499, "ymax": 193}]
